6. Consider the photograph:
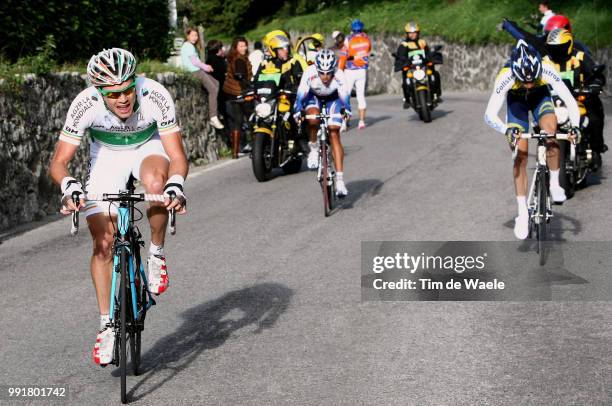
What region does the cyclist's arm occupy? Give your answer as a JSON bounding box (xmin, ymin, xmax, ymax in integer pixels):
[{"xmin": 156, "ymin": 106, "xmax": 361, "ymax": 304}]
[
  {"xmin": 50, "ymin": 88, "xmax": 97, "ymax": 185},
  {"xmin": 160, "ymin": 131, "xmax": 188, "ymax": 180},
  {"xmin": 484, "ymin": 69, "xmax": 515, "ymax": 134},
  {"xmin": 293, "ymin": 67, "xmax": 312, "ymax": 113},
  {"xmin": 543, "ymin": 64, "xmax": 580, "ymax": 127},
  {"xmin": 49, "ymin": 140, "xmax": 79, "ymax": 186}
]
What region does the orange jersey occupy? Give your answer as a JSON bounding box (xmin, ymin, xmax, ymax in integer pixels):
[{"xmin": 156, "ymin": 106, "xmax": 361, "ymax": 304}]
[{"xmin": 339, "ymin": 33, "xmax": 371, "ymax": 70}]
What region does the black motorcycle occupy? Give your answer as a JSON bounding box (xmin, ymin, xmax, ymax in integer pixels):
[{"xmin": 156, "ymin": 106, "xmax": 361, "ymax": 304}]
[
  {"xmin": 398, "ymin": 45, "xmax": 443, "ymax": 123},
  {"xmin": 553, "ymin": 84, "xmax": 602, "ymax": 198},
  {"xmin": 240, "ymin": 80, "xmax": 303, "ymax": 182},
  {"xmin": 554, "ymin": 65, "xmax": 606, "ymax": 198}
]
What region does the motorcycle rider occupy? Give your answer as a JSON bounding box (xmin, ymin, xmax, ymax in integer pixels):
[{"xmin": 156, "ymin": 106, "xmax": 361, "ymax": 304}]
[
  {"xmin": 294, "ymin": 49, "xmax": 351, "ymax": 197},
  {"xmin": 394, "ymin": 21, "xmax": 442, "ymax": 109},
  {"xmin": 254, "ymin": 30, "xmax": 307, "ymax": 91},
  {"xmin": 252, "ymin": 31, "xmax": 307, "ymax": 145},
  {"xmin": 544, "ymin": 15, "xmax": 591, "ymax": 56},
  {"xmin": 484, "ymin": 40, "xmax": 581, "ymax": 239},
  {"xmin": 545, "ymin": 28, "xmax": 606, "ymax": 166},
  {"xmin": 304, "ymin": 33, "xmax": 325, "ymax": 65}
]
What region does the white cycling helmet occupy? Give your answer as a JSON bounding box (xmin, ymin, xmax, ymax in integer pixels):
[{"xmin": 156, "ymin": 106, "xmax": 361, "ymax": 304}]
[
  {"xmin": 315, "ymin": 49, "xmax": 337, "ymax": 73},
  {"xmin": 87, "ymin": 48, "xmax": 137, "ymax": 87}
]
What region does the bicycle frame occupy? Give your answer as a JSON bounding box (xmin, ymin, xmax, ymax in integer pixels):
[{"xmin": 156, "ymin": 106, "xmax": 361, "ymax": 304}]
[{"xmin": 109, "ymin": 203, "xmax": 155, "ymax": 324}]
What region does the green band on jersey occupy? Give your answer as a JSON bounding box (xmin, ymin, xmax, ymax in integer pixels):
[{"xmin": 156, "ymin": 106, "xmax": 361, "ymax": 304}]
[
  {"xmin": 560, "ymin": 70, "xmax": 575, "ymax": 87},
  {"xmin": 408, "ymin": 49, "xmax": 425, "ymax": 58},
  {"xmin": 89, "ymin": 122, "xmax": 158, "ymax": 147},
  {"xmin": 257, "ymin": 72, "xmax": 281, "ymax": 85}
]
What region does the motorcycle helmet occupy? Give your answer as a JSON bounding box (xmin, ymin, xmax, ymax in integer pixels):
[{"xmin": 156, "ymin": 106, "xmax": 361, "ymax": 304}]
[
  {"xmin": 544, "ymin": 15, "xmax": 572, "ymax": 33},
  {"xmin": 87, "ymin": 48, "xmax": 136, "ymax": 87},
  {"xmin": 546, "ymin": 28, "xmax": 574, "ymax": 62},
  {"xmin": 404, "ymin": 21, "xmax": 420, "ymax": 33},
  {"xmin": 311, "ymin": 33, "xmax": 325, "ymax": 46},
  {"xmin": 510, "ymin": 40, "xmax": 542, "ymax": 83},
  {"xmin": 351, "ymin": 19, "xmax": 364, "ymax": 33},
  {"xmin": 315, "ymin": 49, "xmax": 337, "ymax": 74},
  {"xmin": 265, "ymin": 31, "xmax": 291, "ymax": 58}
]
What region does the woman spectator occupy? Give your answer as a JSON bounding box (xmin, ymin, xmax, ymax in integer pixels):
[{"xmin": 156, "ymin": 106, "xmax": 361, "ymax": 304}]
[
  {"xmin": 206, "ymin": 40, "xmax": 228, "ymax": 119},
  {"xmin": 222, "ymin": 37, "xmax": 252, "ymax": 159},
  {"xmin": 180, "ymin": 27, "xmax": 224, "ymax": 129}
]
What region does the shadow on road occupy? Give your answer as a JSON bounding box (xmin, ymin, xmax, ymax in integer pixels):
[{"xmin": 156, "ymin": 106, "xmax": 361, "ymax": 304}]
[
  {"xmin": 125, "ymin": 283, "xmax": 293, "ymax": 402},
  {"xmin": 342, "ymin": 178, "xmax": 384, "ymax": 209},
  {"xmin": 503, "ymin": 209, "xmax": 582, "ymax": 241},
  {"xmin": 407, "ymin": 109, "xmax": 453, "ymax": 122}
]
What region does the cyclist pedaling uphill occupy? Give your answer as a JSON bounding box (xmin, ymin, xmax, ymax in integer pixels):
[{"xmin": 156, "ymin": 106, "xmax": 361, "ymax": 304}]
[
  {"xmin": 484, "ymin": 40, "xmax": 580, "ymax": 240},
  {"xmin": 49, "ymin": 48, "xmax": 188, "ymax": 366},
  {"xmin": 294, "ymin": 49, "xmax": 352, "ymax": 197}
]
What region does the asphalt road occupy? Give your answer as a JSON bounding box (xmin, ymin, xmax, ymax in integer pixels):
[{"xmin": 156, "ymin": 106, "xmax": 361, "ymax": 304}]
[{"xmin": 1, "ymin": 93, "xmax": 612, "ymax": 405}]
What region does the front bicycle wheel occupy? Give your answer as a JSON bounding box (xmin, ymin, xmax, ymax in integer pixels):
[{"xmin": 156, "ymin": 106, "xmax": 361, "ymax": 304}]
[
  {"xmin": 320, "ymin": 140, "xmax": 332, "ymax": 216},
  {"xmin": 119, "ymin": 249, "xmax": 128, "ymax": 404},
  {"xmin": 130, "ymin": 251, "xmax": 143, "ymax": 376},
  {"xmin": 537, "ymin": 170, "xmax": 548, "ymax": 266}
]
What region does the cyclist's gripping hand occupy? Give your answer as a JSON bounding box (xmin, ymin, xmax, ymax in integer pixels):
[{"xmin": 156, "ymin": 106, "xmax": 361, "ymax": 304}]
[
  {"xmin": 60, "ymin": 176, "xmax": 85, "ymax": 214},
  {"xmin": 163, "ymin": 175, "xmax": 187, "ymax": 214},
  {"xmin": 505, "ymin": 127, "xmax": 520, "ymax": 150},
  {"xmin": 569, "ymin": 127, "xmax": 582, "ymax": 144}
]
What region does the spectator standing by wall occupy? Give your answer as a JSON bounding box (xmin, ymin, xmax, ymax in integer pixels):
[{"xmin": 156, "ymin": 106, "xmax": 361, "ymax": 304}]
[
  {"xmin": 330, "ymin": 31, "xmax": 346, "ymax": 58},
  {"xmin": 223, "ymin": 37, "xmax": 252, "ymax": 159},
  {"xmin": 206, "ymin": 40, "xmax": 228, "ymax": 119},
  {"xmin": 538, "ymin": 1, "xmax": 555, "ymax": 33},
  {"xmin": 249, "ymin": 41, "xmax": 265, "ymax": 76},
  {"xmin": 181, "ymin": 27, "xmax": 224, "ymax": 129},
  {"xmin": 339, "ymin": 20, "xmax": 372, "ymax": 130}
]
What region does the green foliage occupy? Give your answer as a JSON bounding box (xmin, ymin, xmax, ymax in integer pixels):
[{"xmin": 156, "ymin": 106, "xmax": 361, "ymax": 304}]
[
  {"xmin": 236, "ymin": 0, "xmax": 611, "ymax": 48},
  {"xmin": 0, "ymin": 0, "xmax": 173, "ymax": 64},
  {"xmin": 177, "ymin": 0, "xmax": 349, "ymax": 37}
]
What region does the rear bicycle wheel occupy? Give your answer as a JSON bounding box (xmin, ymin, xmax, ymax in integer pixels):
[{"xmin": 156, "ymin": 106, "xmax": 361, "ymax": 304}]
[
  {"xmin": 536, "ymin": 170, "xmax": 548, "ymax": 266},
  {"xmin": 119, "ymin": 248, "xmax": 128, "ymax": 403}
]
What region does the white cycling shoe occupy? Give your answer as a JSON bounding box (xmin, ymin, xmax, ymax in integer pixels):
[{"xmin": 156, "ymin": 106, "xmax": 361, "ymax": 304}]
[
  {"xmin": 148, "ymin": 255, "xmax": 169, "ymax": 295},
  {"xmin": 550, "ymin": 185, "xmax": 567, "ymax": 203},
  {"xmin": 93, "ymin": 327, "xmax": 115, "ymax": 365},
  {"xmin": 336, "ymin": 179, "xmax": 348, "ymax": 198},
  {"xmin": 514, "ymin": 215, "xmax": 529, "ymax": 240},
  {"xmin": 307, "ymin": 143, "xmax": 319, "ymax": 169}
]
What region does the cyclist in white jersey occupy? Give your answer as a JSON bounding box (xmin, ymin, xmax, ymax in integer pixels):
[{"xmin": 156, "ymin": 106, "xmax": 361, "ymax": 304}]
[
  {"xmin": 294, "ymin": 49, "xmax": 352, "ymax": 196},
  {"xmin": 49, "ymin": 48, "xmax": 188, "ymax": 365}
]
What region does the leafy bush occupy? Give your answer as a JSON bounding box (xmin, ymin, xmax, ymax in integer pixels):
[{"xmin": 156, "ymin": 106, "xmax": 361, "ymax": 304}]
[{"xmin": 0, "ymin": 0, "xmax": 173, "ymax": 63}]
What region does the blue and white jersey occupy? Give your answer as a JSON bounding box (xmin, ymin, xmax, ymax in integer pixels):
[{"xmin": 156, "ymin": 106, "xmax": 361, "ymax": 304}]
[{"xmin": 294, "ymin": 64, "xmax": 351, "ymax": 113}]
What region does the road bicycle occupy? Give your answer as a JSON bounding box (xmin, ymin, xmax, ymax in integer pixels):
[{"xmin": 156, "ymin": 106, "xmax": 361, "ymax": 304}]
[
  {"xmin": 70, "ymin": 177, "xmax": 176, "ymax": 404},
  {"xmin": 305, "ymin": 104, "xmax": 346, "ymax": 217},
  {"xmin": 514, "ymin": 131, "xmax": 572, "ymax": 265}
]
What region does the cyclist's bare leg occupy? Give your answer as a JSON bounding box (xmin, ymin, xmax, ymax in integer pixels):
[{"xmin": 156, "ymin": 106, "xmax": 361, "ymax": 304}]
[
  {"xmin": 328, "ymin": 126, "xmax": 344, "ymax": 172},
  {"xmin": 540, "ymin": 113, "xmax": 560, "ymax": 170},
  {"xmin": 139, "ymin": 155, "xmax": 169, "ymax": 247},
  {"xmin": 87, "ymin": 213, "xmax": 116, "ymax": 315},
  {"xmin": 513, "ymin": 138, "xmax": 529, "ymax": 196},
  {"xmin": 305, "ymin": 106, "xmax": 320, "ymax": 143}
]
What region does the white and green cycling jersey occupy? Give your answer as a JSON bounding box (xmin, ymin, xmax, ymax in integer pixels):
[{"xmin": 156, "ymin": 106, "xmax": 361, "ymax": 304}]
[{"xmin": 59, "ymin": 76, "xmax": 180, "ymax": 150}]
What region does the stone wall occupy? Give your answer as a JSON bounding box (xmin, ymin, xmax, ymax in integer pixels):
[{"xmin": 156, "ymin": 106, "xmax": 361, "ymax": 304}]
[
  {"xmin": 364, "ymin": 35, "xmax": 611, "ymax": 95},
  {"xmin": 0, "ymin": 72, "xmax": 221, "ymax": 232}
]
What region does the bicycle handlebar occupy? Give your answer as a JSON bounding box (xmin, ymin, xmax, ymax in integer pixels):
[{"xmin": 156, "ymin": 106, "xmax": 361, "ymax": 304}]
[
  {"xmin": 304, "ymin": 113, "xmax": 345, "ymax": 120},
  {"xmin": 511, "ymin": 132, "xmax": 574, "ymax": 161},
  {"xmin": 70, "ymin": 193, "xmax": 176, "ymax": 236},
  {"xmin": 517, "ymin": 132, "xmax": 572, "ymax": 141}
]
